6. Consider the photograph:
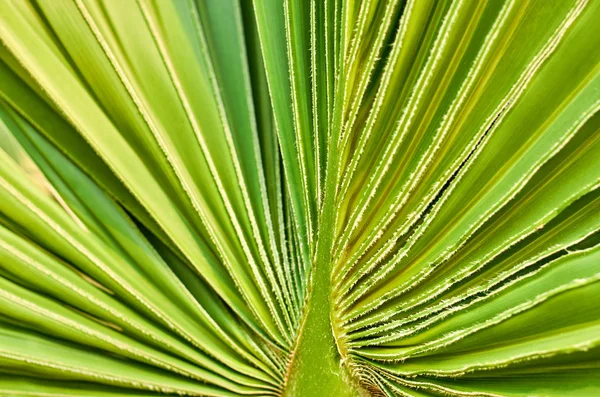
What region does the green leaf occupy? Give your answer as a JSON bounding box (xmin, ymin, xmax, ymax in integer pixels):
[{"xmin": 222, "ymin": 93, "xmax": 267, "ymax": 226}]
[{"xmin": 0, "ymin": 0, "xmax": 599, "ymax": 395}]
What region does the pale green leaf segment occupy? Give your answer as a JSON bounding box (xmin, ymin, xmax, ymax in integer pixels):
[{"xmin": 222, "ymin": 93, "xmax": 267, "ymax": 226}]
[{"xmin": 0, "ymin": 0, "xmax": 598, "ymax": 395}]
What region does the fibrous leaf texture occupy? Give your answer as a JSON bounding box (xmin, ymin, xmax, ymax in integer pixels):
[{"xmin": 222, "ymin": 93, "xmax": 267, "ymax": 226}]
[{"xmin": 0, "ymin": 0, "xmax": 599, "ymax": 396}]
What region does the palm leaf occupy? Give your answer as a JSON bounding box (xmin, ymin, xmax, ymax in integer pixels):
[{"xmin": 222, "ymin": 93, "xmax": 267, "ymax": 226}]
[{"xmin": 0, "ymin": 0, "xmax": 599, "ymax": 396}]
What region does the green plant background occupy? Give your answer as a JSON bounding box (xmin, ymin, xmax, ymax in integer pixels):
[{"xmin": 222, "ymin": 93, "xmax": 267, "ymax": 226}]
[{"xmin": 0, "ymin": 0, "xmax": 599, "ymax": 396}]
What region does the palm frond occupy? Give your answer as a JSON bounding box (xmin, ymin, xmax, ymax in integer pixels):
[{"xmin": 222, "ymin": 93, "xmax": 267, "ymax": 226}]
[{"xmin": 0, "ymin": 0, "xmax": 599, "ymax": 396}]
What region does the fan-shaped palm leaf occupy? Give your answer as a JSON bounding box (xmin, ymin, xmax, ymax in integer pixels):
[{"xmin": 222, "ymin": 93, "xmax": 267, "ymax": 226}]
[{"xmin": 0, "ymin": 0, "xmax": 599, "ymax": 396}]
